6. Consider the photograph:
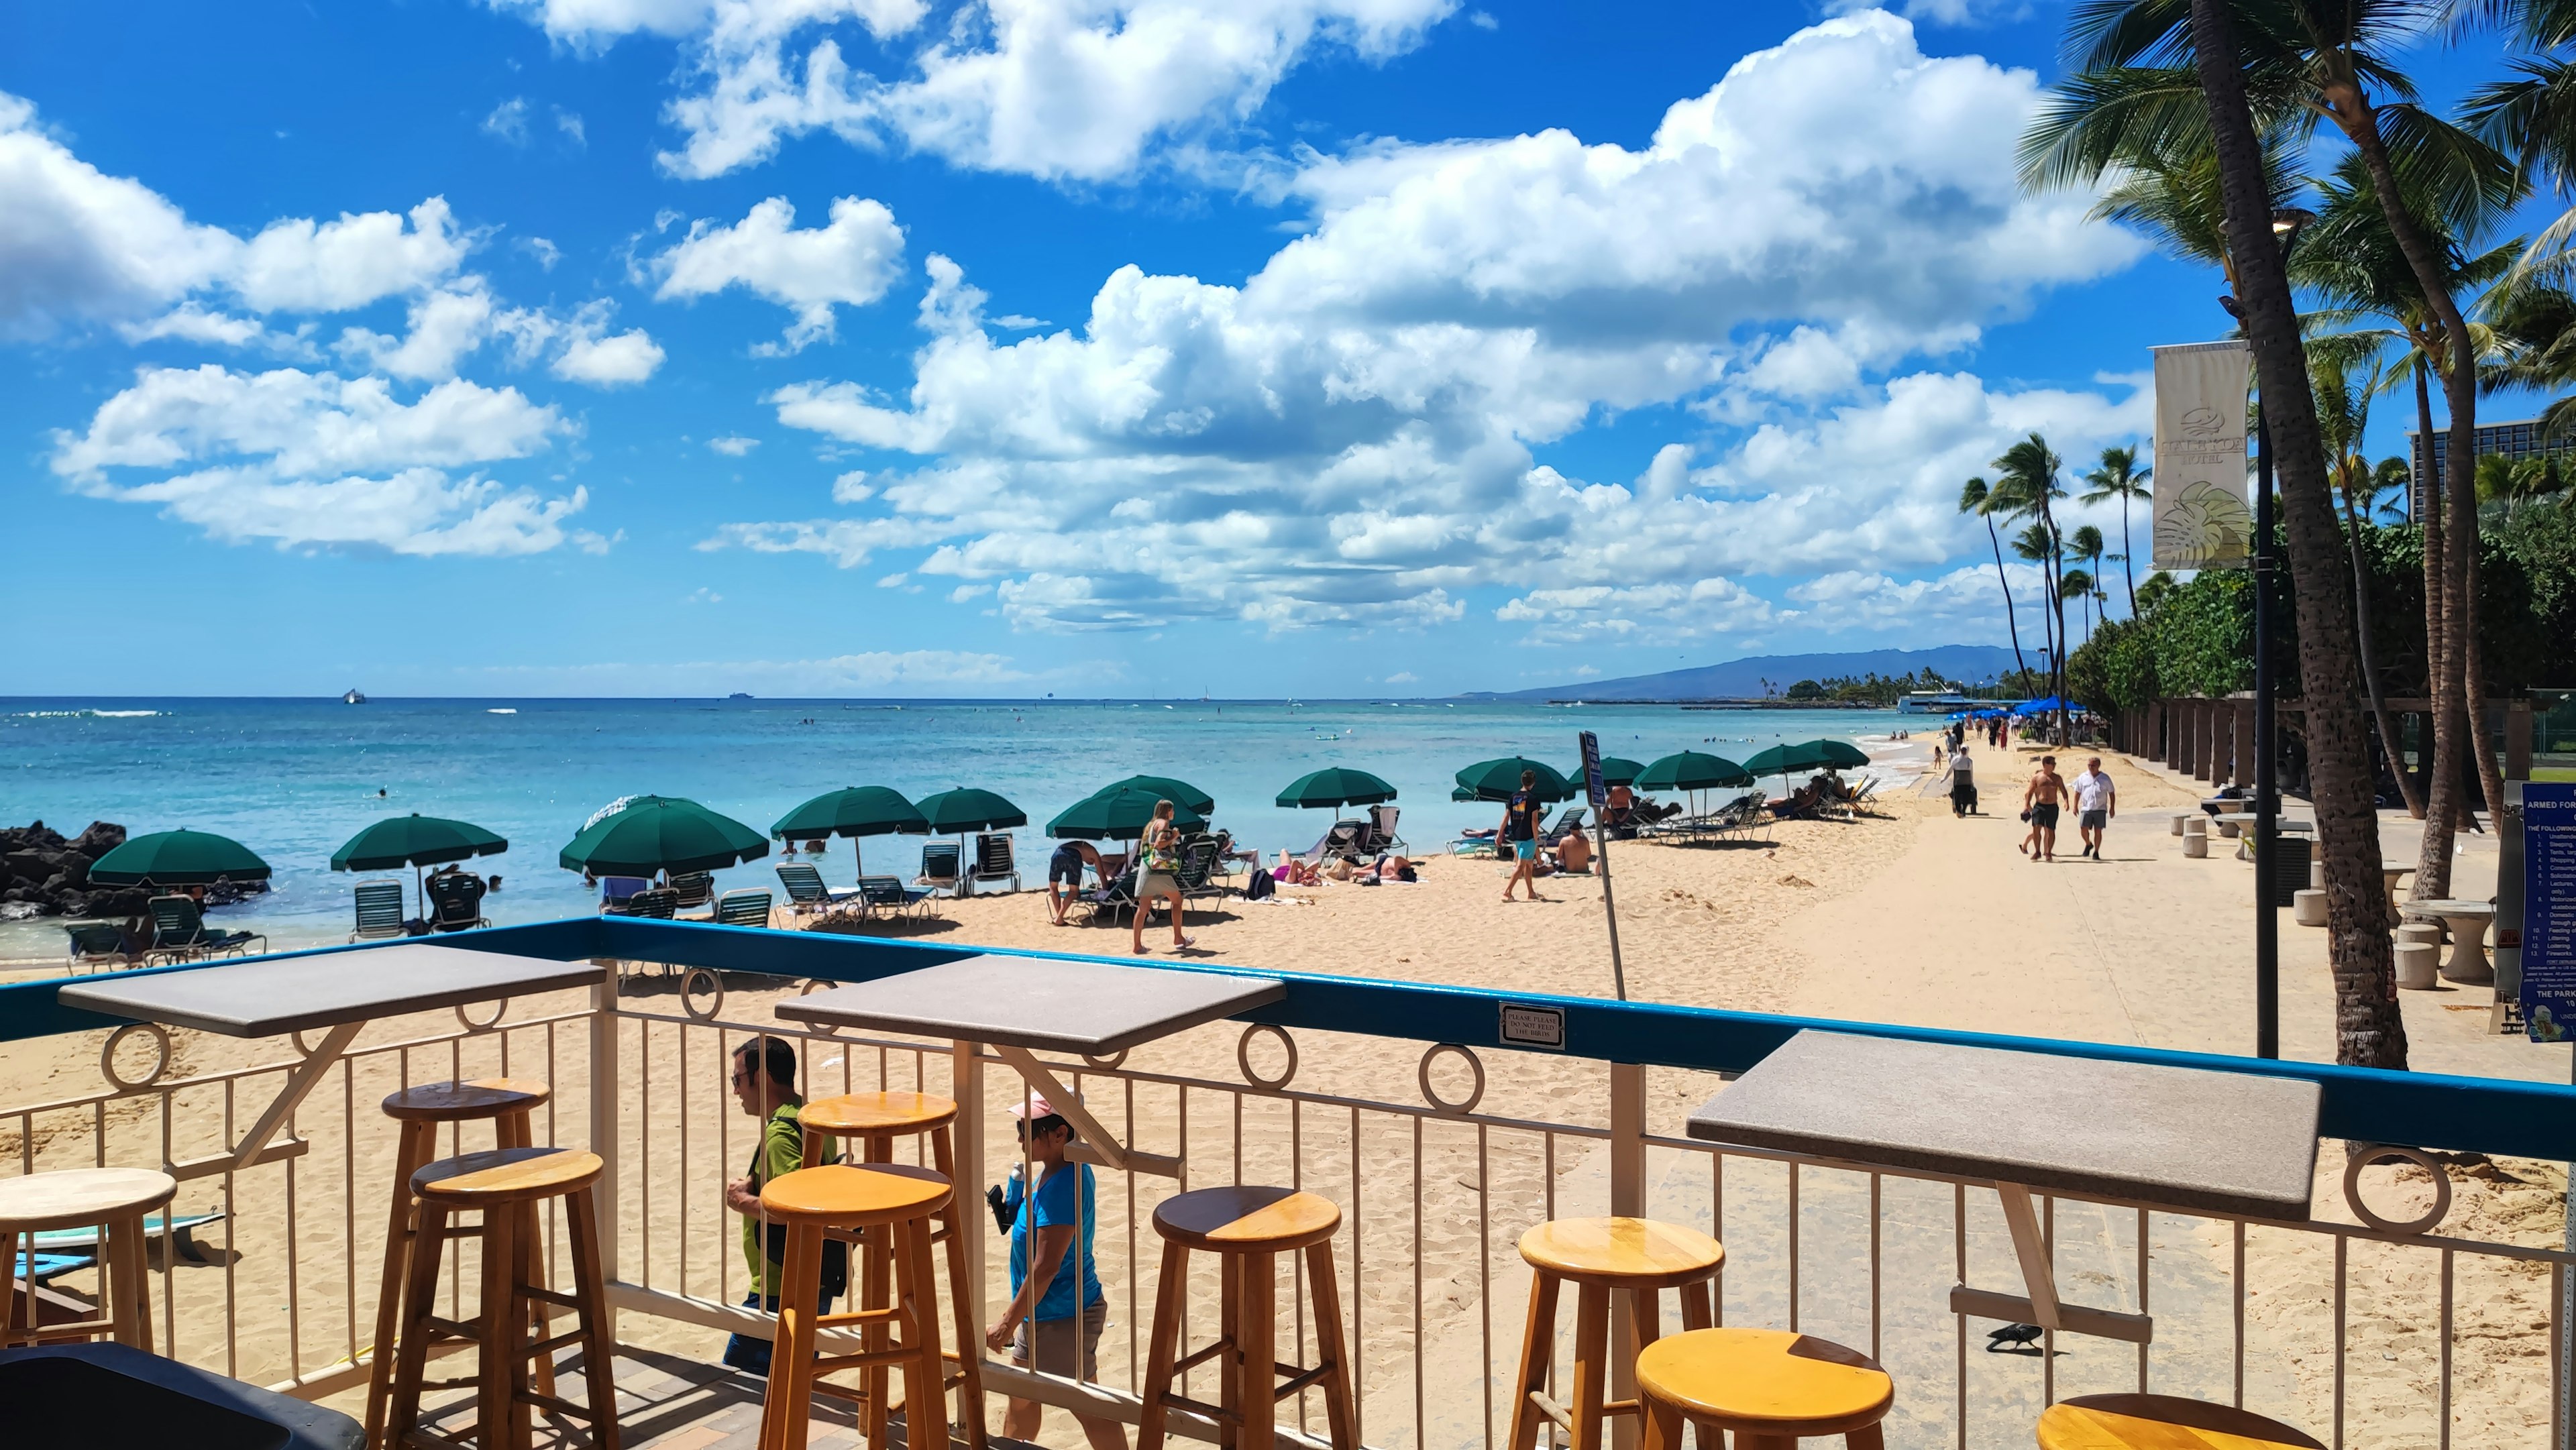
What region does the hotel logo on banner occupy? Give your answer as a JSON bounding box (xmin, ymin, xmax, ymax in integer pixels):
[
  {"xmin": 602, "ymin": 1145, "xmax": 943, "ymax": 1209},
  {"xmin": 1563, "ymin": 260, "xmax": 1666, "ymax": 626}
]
[{"xmin": 2151, "ymin": 341, "xmax": 2253, "ymax": 569}]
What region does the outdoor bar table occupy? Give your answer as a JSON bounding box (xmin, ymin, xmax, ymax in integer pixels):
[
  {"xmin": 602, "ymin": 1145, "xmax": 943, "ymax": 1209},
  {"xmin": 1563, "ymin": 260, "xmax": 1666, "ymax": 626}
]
[
  {"xmin": 57, "ymin": 944, "xmax": 602, "ymax": 1178},
  {"xmin": 775, "ymin": 954, "xmax": 1285, "ymax": 1332},
  {"xmin": 1687, "ymin": 1029, "xmax": 2320, "ymax": 1343},
  {"xmin": 2400, "ymin": 899, "xmax": 2497, "ymax": 985}
]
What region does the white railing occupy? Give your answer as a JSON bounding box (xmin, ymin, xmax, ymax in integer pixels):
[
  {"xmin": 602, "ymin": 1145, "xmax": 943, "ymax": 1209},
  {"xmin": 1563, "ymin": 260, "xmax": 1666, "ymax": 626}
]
[{"xmin": 2, "ymin": 965, "xmax": 2567, "ymax": 1450}]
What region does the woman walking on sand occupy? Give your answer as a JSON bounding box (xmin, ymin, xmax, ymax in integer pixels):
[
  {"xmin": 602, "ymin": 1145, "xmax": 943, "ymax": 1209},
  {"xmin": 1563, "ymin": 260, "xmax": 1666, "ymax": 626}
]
[{"xmin": 1132, "ymin": 800, "xmax": 1195, "ymax": 956}]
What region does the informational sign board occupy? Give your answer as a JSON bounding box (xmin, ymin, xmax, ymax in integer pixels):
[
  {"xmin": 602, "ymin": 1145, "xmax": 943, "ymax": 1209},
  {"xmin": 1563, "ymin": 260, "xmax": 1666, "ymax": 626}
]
[
  {"xmin": 1499, "ymin": 1003, "xmax": 1566, "ymax": 1051},
  {"xmin": 2151, "ymin": 341, "xmax": 2253, "ymax": 570},
  {"xmin": 2519, "ymin": 781, "xmax": 2576, "ymax": 1043},
  {"xmin": 1579, "ymin": 730, "xmax": 1607, "ymax": 808}
]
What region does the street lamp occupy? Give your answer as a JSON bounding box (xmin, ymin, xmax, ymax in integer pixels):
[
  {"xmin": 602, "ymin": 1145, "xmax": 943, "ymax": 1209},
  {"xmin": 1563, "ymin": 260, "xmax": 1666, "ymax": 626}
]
[{"xmin": 2251, "ymin": 206, "xmax": 2314, "ymax": 1060}]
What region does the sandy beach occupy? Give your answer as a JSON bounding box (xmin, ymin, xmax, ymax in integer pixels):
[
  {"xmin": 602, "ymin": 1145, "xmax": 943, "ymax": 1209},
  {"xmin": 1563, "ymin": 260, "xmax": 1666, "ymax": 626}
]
[{"xmin": 0, "ymin": 739, "xmax": 2559, "ymax": 1449}]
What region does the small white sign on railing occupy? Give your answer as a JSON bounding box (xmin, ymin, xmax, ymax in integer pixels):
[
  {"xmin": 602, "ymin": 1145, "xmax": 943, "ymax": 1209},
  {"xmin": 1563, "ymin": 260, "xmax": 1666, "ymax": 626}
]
[{"xmin": 1499, "ymin": 1003, "xmax": 1566, "ymax": 1050}]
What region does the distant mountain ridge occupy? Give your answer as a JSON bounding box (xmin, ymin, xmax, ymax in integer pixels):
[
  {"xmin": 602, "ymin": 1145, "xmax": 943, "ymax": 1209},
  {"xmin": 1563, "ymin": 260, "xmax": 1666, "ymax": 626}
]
[{"xmin": 1466, "ymin": 646, "xmax": 2023, "ymax": 702}]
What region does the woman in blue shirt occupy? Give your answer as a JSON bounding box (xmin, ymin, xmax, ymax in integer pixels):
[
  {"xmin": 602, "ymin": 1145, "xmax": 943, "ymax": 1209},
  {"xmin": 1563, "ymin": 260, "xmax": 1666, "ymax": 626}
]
[{"xmin": 984, "ymin": 1095, "xmax": 1125, "ymax": 1450}]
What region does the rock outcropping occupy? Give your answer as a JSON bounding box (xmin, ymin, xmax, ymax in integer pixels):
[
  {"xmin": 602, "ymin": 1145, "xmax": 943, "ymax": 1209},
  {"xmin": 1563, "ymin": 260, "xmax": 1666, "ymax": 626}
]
[{"xmin": 0, "ymin": 821, "xmax": 152, "ymax": 920}]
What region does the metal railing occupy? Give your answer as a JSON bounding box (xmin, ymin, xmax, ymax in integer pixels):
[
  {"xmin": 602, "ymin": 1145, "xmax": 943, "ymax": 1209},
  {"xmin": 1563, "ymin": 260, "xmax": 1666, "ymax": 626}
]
[{"xmin": 2, "ymin": 919, "xmax": 2571, "ymax": 1449}]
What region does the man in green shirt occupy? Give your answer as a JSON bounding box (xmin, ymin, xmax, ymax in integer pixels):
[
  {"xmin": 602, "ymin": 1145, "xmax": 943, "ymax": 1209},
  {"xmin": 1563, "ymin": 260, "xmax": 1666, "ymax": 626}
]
[{"xmin": 720, "ymin": 1035, "xmax": 837, "ymax": 1376}]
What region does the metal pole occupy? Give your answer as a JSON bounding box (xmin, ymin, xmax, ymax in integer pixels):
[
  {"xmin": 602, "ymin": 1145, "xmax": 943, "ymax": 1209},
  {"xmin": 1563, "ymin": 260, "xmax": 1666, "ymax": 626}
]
[
  {"xmin": 1596, "ymin": 816, "xmax": 1626, "ymax": 1001},
  {"xmin": 2255, "ymin": 404, "xmax": 2280, "ymax": 1059}
]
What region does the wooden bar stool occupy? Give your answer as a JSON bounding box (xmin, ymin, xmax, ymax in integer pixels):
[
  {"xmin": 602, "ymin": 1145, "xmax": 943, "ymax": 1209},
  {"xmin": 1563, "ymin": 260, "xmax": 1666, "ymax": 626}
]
[
  {"xmin": 0, "ymin": 1166, "xmax": 177, "ymax": 1350},
  {"xmin": 1635, "ymin": 1327, "xmax": 1892, "ymax": 1450},
  {"xmin": 2036, "ymin": 1394, "xmax": 2323, "ymax": 1449},
  {"xmin": 1136, "ymin": 1185, "xmax": 1358, "ymax": 1450},
  {"xmin": 798, "ymin": 1091, "xmax": 985, "ymax": 1450},
  {"xmin": 1506, "ymin": 1217, "xmax": 1721, "ymax": 1450},
  {"xmin": 384, "ymin": 1147, "xmax": 617, "ymax": 1450},
  {"xmin": 366, "ymin": 1078, "xmax": 553, "ymax": 1450},
  {"xmin": 755, "ymin": 1162, "xmax": 954, "ymax": 1450}
]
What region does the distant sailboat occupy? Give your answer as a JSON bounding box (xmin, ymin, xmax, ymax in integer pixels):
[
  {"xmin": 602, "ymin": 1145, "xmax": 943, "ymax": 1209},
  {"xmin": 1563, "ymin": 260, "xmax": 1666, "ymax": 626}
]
[{"xmin": 342, "ymin": 688, "xmax": 367, "ymax": 704}]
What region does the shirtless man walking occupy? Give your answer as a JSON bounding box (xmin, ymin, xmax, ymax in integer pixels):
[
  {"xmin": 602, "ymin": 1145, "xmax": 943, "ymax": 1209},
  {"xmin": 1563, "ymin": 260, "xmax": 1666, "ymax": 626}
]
[{"xmin": 2021, "ymin": 755, "xmax": 2068, "ymax": 862}]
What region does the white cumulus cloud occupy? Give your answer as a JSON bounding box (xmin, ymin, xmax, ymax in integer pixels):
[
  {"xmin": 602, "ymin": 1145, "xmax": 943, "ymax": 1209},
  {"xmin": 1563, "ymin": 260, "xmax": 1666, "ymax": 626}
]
[
  {"xmin": 709, "ymin": 15, "xmax": 2147, "ymax": 640},
  {"xmin": 651, "ymin": 194, "xmax": 905, "ymax": 353}
]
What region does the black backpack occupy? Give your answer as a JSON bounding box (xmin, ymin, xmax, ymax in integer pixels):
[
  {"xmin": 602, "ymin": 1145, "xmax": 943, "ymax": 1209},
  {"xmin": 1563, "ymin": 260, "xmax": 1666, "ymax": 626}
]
[{"xmin": 1246, "ymin": 868, "xmax": 1276, "ymax": 901}]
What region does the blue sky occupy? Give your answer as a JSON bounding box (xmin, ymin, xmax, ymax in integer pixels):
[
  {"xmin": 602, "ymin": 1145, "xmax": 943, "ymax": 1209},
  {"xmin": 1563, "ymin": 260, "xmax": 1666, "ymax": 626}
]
[{"xmin": 0, "ymin": 1, "xmax": 2540, "ymax": 699}]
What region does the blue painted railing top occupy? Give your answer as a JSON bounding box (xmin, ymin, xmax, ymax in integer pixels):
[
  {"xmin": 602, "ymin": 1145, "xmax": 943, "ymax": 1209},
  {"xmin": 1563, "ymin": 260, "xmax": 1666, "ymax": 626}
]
[{"xmin": 11, "ymin": 916, "xmax": 2575, "ymax": 1167}]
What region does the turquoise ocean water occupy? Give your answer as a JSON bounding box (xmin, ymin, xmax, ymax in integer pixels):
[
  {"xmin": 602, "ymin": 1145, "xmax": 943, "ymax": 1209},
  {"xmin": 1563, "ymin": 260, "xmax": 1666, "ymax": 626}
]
[{"xmin": 2, "ymin": 698, "xmax": 1913, "ymax": 960}]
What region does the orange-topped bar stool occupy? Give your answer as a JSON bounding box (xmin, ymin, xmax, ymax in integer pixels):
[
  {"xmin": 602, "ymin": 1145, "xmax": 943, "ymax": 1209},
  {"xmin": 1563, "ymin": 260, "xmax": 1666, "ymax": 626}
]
[
  {"xmin": 2035, "ymin": 1394, "xmax": 2324, "ymax": 1449},
  {"xmin": 754, "ymin": 1162, "xmax": 955, "ymax": 1450},
  {"xmin": 366, "ymin": 1079, "xmax": 554, "ymax": 1450},
  {"xmin": 1635, "ymin": 1327, "xmax": 1893, "ymax": 1450},
  {"xmin": 0, "ymin": 1166, "xmax": 177, "ymax": 1350},
  {"xmin": 797, "ymin": 1090, "xmax": 985, "ymax": 1449},
  {"xmin": 1505, "ymin": 1217, "xmax": 1723, "ymax": 1450},
  {"xmin": 1136, "ymin": 1185, "xmax": 1358, "ymax": 1450},
  {"xmin": 384, "ymin": 1146, "xmax": 618, "ymax": 1450}
]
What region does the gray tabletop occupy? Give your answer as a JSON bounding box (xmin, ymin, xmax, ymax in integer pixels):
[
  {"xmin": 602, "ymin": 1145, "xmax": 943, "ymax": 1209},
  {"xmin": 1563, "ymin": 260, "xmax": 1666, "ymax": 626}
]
[
  {"xmin": 775, "ymin": 955, "xmax": 1285, "ymax": 1054},
  {"xmin": 58, "ymin": 945, "xmax": 603, "ymax": 1038},
  {"xmin": 1686, "ymin": 1030, "xmax": 2320, "ymax": 1220}
]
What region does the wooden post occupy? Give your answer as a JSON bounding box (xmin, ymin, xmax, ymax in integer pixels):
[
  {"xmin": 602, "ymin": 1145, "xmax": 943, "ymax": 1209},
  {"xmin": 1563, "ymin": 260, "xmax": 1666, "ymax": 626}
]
[
  {"xmin": 588, "ymin": 966, "xmax": 621, "ymax": 1346},
  {"xmin": 1607, "ymin": 1062, "xmax": 1645, "ymax": 1450},
  {"xmin": 953, "ymin": 1039, "xmax": 987, "ymax": 1333}
]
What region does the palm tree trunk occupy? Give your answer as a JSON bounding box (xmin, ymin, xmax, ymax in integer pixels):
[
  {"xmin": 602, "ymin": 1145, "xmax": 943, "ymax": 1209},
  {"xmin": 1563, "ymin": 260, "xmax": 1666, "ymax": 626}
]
[
  {"xmin": 2190, "ymin": 0, "xmax": 2403, "ymax": 1068},
  {"xmin": 1988, "ymin": 519, "xmax": 2030, "ymax": 685},
  {"xmin": 2415, "ymin": 363, "xmax": 2452, "ymax": 846},
  {"xmin": 2463, "ymin": 526, "xmax": 2506, "ymax": 822},
  {"xmin": 2342, "ymin": 471, "xmax": 2423, "ymax": 816},
  {"xmin": 2324, "ymin": 85, "xmax": 2479, "ymax": 895},
  {"xmin": 2047, "ymin": 510, "xmax": 2070, "ymax": 744},
  {"xmin": 2119, "ymin": 499, "xmax": 2138, "ymax": 616}
]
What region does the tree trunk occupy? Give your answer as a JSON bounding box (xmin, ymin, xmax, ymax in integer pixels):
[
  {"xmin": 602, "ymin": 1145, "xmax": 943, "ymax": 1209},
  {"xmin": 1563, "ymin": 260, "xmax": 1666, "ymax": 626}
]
[
  {"xmin": 1989, "ymin": 519, "xmax": 2030, "ymax": 686},
  {"xmin": 2120, "ymin": 499, "xmax": 2139, "ymax": 617},
  {"xmin": 2326, "ymin": 85, "xmax": 2477, "ymax": 891},
  {"xmin": 2190, "ymin": 0, "xmax": 2404, "ymax": 1068},
  {"xmin": 2342, "ymin": 471, "xmax": 2422, "ymax": 816},
  {"xmin": 2414, "ymin": 363, "xmax": 2451, "ymax": 841},
  {"xmin": 2463, "ymin": 526, "xmax": 2506, "ymax": 821}
]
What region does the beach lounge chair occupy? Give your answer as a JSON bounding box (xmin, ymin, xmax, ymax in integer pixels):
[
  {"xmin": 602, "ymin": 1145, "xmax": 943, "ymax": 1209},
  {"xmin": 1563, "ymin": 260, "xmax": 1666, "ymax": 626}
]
[
  {"xmin": 1355, "ymin": 804, "xmax": 1406, "ymax": 856},
  {"xmin": 598, "ymin": 875, "xmax": 649, "ymax": 911},
  {"xmin": 1081, "ymin": 866, "xmax": 1140, "ymax": 927},
  {"xmin": 714, "ymin": 889, "xmax": 773, "ymax": 927},
  {"xmin": 1538, "ymin": 807, "xmax": 1587, "ymax": 847},
  {"xmin": 350, "ymin": 879, "xmax": 408, "ymax": 941},
  {"xmin": 1301, "ymin": 820, "xmax": 1367, "ymax": 865},
  {"xmin": 63, "ymin": 921, "xmax": 129, "ymax": 974},
  {"xmin": 619, "ymin": 887, "xmax": 678, "ymax": 919},
  {"xmin": 917, "ymin": 841, "xmax": 964, "ymax": 897},
  {"xmin": 775, "ymin": 862, "xmax": 861, "ymax": 920},
  {"xmin": 669, "ymin": 871, "xmax": 716, "ymax": 909},
  {"xmin": 970, "ymin": 833, "xmax": 1021, "ymax": 895},
  {"xmin": 146, "ymin": 895, "xmax": 266, "ymax": 964},
  {"xmin": 425, "ymin": 873, "xmax": 490, "ymax": 932},
  {"xmin": 858, "ymin": 875, "xmax": 936, "ymax": 921},
  {"xmin": 1177, "ymin": 839, "xmax": 1228, "ymax": 908}
]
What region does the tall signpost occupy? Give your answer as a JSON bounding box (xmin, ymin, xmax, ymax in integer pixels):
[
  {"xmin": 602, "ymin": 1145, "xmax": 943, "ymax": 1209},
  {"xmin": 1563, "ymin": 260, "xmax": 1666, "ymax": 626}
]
[
  {"xmin": 1579, "ymin": 730, "xmax": 1627, "ymax": 1001},
  {"xmin": 2514, "ymin": 780, "xmax": 2576, "ymax": 1440}
]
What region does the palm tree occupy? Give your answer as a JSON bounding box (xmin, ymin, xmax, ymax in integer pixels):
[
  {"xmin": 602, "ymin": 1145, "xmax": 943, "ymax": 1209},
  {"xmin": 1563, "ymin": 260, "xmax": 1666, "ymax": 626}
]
[
  {"xmin": 2023, "ymin": 0, "xmax": 2421, "ymax": 1066},
  {"xmin": 2308, "ymin": 332, "xmax": 2424, "ymax": 815},
  {"xmin": 1958, "ymin": 477, "xmax": 2033, "ymax": 687},
  {"xmin": 2295, "ymin": 152, "xmax": 2520, "ymax": 856},
  {"xmin": 2070, "ymin": 524, "xmax": 2109, "ymax": 638},
  {"xmin": 1992, "ymin": 433, "xmax": 2072, "ymax": 742},
  {"xmin": 2079, "ymin": 447, "xmax": 2153, "ymax": 615}
]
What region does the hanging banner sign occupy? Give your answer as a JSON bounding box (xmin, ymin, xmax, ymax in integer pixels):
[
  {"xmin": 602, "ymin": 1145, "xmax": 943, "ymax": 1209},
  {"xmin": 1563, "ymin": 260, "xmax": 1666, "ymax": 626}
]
[{"xmin": 2151, "ymin": 341, "xmax": 2253, "ymax": 569}]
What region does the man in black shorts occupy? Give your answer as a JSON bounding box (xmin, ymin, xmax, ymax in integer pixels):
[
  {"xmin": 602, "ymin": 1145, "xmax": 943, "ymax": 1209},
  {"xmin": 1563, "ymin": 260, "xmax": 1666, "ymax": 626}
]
[
  {"xmin": 2021, "ymin": 755, "xmax": 2067, "ymax": 863},
  {"xmin": 1046, "ymin": 838, "xmax": 1097, "ymax": 926}
]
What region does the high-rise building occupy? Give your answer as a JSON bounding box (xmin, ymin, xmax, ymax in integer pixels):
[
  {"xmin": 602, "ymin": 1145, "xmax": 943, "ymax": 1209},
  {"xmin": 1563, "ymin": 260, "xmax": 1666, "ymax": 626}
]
[{"xmin": 2404, "ymin": 415, "xmax": 2576, "ymax": 516}]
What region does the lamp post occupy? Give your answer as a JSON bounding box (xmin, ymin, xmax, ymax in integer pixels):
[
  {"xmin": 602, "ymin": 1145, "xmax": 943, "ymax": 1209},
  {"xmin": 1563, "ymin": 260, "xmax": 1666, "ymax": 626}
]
[{"xmin": 2250, "ymin": 206, "xmax": 2314, "ymax": 1060}]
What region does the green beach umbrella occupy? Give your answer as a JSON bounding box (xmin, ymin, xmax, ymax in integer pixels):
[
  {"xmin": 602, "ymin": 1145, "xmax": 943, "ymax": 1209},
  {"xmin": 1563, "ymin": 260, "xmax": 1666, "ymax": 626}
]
[
  {"xmin": 1454, "ymin": 757, "xmax": 1579, "ymax": 804},
  {"xmin": 1635, "ymin": 751, "xmax": 1754, "ymax": 792},
  {"xmin": 559, "ymin": 795, "xmax": 767, "ymax": 877},
  {"xmin": 331, "ymin": 814, "xmax": 508, "ymax": 872},
  {"xmin": 1565, "ymin": 757, "xmax": 1647, "ymax": 790},
  {"xmin": 1097, "ymin": 775, "xmax": 1216, "ymax": 815},
  {"xmin": 88, "ymin": 829, "xmax": 272, "ymax": 886},
  {"xmin": 1806, "ymin": 738, "xmax": 1871, "ymax": 769},
  {"xmin": 912, "ymin": 788, "xmax": 1028, "ymax": 835},
  {"xmin": 1048, "ymin": 787, "xmax": 1207, "ymax": 841},
  {"xmin": 1275, "ymin": 767, "xmax": 1399, "ymax": 810},
  {"xmin": 770, "ymin": 787, "xmax": 929, "ymax": 840}
]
